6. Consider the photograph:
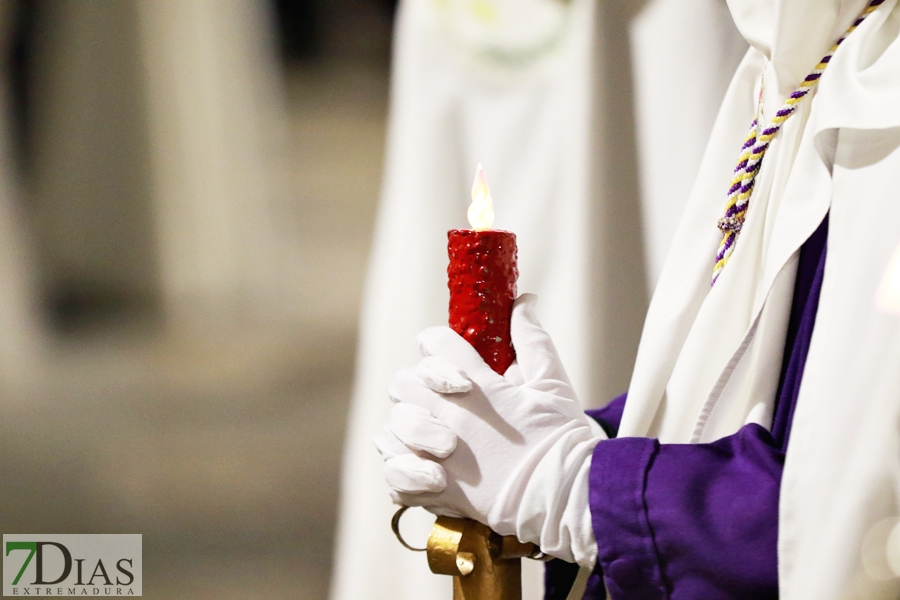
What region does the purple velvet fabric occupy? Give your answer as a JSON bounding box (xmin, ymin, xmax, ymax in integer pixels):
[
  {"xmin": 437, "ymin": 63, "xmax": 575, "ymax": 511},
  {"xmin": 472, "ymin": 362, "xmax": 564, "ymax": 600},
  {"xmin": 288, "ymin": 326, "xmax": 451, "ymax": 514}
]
[
  {"xmin": 545, "ymin": 216, "xmax": 829, "ymax": 599},
  {"xmin": 770, "ymin": 214, "xmax": 829, "ymax": 450}
]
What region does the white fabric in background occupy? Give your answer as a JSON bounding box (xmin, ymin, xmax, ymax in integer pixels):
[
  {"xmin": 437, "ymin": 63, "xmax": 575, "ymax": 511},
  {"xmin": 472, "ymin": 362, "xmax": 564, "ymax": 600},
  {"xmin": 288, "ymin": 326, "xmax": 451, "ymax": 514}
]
[
  {"xmin": 620, "ymin": 0, "xmax": 900, "ymax": 595},
  {"xmin": 136, "ymin": 0, "xmax": 288, "ymax": 328},
  {"xmin": 630, "ymin": 0, "xmax": 748, "ymax": 291},
  {"xmin": 330, "ymin": 1, "xmax": 595, "ymax": 598}
]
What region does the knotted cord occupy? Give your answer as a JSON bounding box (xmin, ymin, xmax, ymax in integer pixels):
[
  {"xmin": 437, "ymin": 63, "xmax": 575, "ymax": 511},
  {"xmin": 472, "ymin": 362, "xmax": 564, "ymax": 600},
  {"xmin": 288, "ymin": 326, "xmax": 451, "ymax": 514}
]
[{"xmin": 711, "ymin": 0, "xmax": 885, "ymax": 285}]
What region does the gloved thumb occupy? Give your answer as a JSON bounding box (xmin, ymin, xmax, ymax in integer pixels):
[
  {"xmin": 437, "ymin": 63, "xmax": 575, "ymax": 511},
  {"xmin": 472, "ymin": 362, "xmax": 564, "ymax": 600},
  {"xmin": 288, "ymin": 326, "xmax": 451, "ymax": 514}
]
[{"xmin": 509, "ymin": 294, "xmax": 572, "ymax": 389}]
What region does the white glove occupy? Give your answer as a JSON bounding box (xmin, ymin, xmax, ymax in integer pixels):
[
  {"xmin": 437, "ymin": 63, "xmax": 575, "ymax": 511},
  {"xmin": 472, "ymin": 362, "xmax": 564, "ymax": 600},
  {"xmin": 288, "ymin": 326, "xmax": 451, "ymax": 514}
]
[{"xmin": 374, "ymin": 294, "xmax": 607, "ymax": 567}]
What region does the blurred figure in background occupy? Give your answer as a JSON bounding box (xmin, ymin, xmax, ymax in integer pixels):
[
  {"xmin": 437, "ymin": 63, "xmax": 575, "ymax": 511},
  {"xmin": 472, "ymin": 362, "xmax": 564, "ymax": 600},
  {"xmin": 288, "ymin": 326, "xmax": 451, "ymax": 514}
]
[
  {"xmin": 332, "ymin": 0, "xmax": 745, "ymax": 599},
  {"xmin": 26, "ymin": 0, "xmax": 288, "ymax": 334},
  {"xmin": 0, "ymin": 0, "xmax": 43, "ymax": 391},
  {"xmin": 1, "ymin": 1, "xmax": 377, "ymax": 597}
]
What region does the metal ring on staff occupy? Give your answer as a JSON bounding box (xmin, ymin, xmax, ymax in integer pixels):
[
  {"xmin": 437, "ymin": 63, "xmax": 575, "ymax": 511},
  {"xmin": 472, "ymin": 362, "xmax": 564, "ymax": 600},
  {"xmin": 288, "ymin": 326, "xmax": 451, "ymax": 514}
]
[{"xmin": 391, "ymin": 505, "xmax": 428, "ymax": 552}]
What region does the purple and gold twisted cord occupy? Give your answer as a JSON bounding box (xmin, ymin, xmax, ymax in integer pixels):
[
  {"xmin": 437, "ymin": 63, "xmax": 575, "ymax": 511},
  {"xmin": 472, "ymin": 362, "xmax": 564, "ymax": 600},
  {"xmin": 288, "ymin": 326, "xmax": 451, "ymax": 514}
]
[{"xmin": 711, "ymin": 0, "xmax": 885, "ymax": 285}]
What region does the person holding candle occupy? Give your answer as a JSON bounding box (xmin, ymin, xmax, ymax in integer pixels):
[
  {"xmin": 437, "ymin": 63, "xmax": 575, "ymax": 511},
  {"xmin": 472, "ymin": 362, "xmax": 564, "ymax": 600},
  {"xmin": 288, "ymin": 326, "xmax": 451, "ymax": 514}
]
[
  {"xmin": 376, "ymin": 0, "xmax": 900, "ymax": 598},
  {"xmin": 333, "ymin": 2, "xmax": 608, "ymax": 599}
]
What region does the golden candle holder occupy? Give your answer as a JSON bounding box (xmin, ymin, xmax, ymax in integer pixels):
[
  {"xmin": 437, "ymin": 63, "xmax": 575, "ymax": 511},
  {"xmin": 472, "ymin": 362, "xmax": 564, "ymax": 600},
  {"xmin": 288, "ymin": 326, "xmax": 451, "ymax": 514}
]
[{"xmin": 393, "ymin": 506, "xmax": 545, "ymax": 600}]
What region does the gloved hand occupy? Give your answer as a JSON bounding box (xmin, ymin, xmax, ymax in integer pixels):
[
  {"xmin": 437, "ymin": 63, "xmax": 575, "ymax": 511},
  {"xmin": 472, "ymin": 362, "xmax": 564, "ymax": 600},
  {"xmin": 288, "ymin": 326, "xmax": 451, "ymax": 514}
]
[{"xmin": 374, "ymin": 294, "xmax": 607, "ymax": 567}]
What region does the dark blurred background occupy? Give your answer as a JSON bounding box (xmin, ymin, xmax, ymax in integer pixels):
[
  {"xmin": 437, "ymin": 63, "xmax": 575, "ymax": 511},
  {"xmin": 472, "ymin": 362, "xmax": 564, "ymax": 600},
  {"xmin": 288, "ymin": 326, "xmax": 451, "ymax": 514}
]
[{"xmin": 0, "ymin": 1, "xmax": 395, "ymax": 597}]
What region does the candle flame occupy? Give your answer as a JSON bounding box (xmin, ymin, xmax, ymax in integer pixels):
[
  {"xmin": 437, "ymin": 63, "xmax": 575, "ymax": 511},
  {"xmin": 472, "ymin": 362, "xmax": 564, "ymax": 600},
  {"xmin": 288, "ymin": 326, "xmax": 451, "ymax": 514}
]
[
  {"xmin": 468, "ymin": 164, "xmax": 494, "ymax": 231},
  {"xmin": 877, "ymin": 241, "xmax": 900, "ymax": 314}
]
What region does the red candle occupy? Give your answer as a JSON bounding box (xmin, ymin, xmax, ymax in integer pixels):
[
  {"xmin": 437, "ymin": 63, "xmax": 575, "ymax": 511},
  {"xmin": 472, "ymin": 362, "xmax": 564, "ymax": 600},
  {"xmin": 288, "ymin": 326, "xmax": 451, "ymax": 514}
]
[{"xmin": 447, "ymin": 166, "xmax": 518, "ymax": 375}]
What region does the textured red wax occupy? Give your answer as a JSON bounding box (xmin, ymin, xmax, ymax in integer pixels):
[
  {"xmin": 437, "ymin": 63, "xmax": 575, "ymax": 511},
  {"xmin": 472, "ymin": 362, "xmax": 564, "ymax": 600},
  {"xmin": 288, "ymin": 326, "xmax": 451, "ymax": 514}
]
[{"xmin": 447, "ymin": 229, "xmax": 518, "ymax": 374}]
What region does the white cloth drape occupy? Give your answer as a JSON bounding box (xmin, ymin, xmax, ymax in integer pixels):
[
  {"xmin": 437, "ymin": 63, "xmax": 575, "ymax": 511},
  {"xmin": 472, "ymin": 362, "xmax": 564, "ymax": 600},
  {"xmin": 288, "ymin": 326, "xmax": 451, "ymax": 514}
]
[{"xmin": 621, "ymin": 0, "xmax": 900, "ymax": 595}]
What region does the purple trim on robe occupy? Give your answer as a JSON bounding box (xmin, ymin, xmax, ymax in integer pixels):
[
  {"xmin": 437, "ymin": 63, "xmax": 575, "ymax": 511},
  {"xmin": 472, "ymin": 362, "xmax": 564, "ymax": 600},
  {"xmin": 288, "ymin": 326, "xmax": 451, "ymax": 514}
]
[
  {"xmin": 640, "ymin": 424, "xmax": 781, "ymax": 599},
  {"xmin": 771, "ymin": 214, "xmax": 829, "ymax": 450},
  {"xmin": 544, "ymin": 216, "xmax": 829, "ymax": 599},
  {"xmin": 585, "ymin": 426, "xmax": 784, "ymax": 599},
  {"xmin": 590, "ymin": 437, "xmax": 667, "ymax": 599},
  {"xmin": 587, "ymin": 393, "xmax": 628, "ymax": 438}
]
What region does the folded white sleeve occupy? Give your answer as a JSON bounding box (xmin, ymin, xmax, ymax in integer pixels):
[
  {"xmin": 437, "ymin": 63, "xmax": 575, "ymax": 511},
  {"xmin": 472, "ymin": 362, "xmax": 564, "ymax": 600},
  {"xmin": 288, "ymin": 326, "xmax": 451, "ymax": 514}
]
[{"xmin": 491, "ymin": 422, "xmax": 607, "ymax": 569}]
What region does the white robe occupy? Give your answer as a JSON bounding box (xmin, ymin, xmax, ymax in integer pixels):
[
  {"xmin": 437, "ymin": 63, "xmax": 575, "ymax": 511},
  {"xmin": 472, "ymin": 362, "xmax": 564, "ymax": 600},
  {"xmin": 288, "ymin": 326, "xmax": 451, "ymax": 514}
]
[
  {"xmin": 620, "ymin": 0, "xmax": 900, "ymax": 595},
  {"xmin": 330, "ymin": 0, "xmax": 748, "ymax": 598}
]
